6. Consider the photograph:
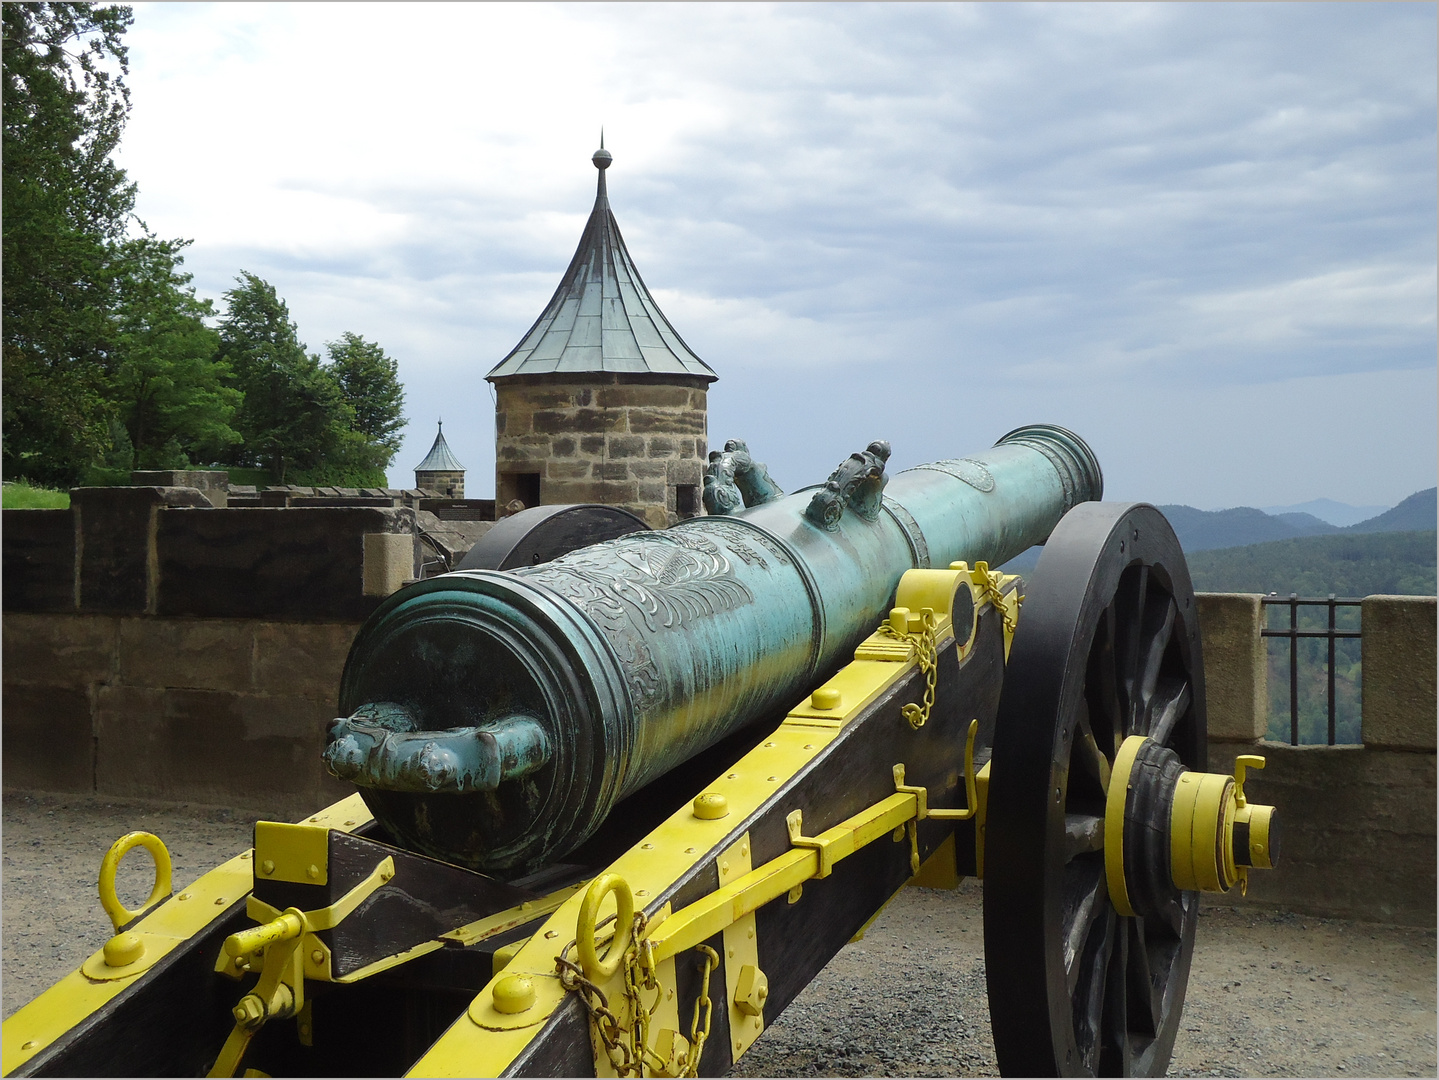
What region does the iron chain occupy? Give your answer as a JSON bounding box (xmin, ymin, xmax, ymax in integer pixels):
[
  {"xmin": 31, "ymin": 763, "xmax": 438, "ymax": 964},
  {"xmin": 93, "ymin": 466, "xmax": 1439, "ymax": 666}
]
[
  {"xmin": 557, "ymin": 914, "xmax": 719, "ymax": 1077},
  {"xmin": 877, "ymin": 610, "xmax": 939, "ymax": 729}
]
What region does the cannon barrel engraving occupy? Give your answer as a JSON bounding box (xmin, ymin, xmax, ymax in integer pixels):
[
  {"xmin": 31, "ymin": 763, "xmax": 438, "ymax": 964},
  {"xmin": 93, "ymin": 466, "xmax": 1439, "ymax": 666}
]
[{"xmin": 330, "ymin": 424, "xmax": 1102, "ymax": 872}]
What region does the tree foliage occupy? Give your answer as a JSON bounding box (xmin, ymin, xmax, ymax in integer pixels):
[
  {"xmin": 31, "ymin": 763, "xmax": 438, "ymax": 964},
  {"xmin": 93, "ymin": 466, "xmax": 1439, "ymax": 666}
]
[
  {"xmin": 111, "ymin": 235, "xmax": 241, "ymax": 469},
  {"xmin": 217, "ymin": 273, "xmax": 345, "ymax": 484},
  {"xmin": 326, "ymin": 332, "xmax": 406, "ymax": 461},
  {"xmin": 4, "ymin": 6, "xmax": 408, "ymax": 489},
  {"xmin": 1186, "ymin": 529, "xmax": 1437, "ymax": 597},
  {"xmin": 2, "ymin": 2, "xmax": 136, "ymax": 484}
]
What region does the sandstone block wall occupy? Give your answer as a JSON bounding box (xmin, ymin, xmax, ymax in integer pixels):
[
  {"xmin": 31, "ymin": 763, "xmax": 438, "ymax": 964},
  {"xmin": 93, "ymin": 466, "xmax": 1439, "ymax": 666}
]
[
  {"xmin": 1361, "ymin": 594, "xmax": 1437, "ymax": 751},
  {"xmin": 1196, "ymin": 593, "xmax": 1268, "ymax": 741},
  {"xmin": 2, "ymin": 498, "xmax": 422, "ymax": 816},
  {"xmin": 2, "ymin": 612, "xmax": 358, "ymax": 818},
  {"xmin": 494, "ymin": 373, "xmax": 708, "ymax": 528},
  {"xmin": 415, "ymin": 469, "xmax": 464, "ymax": 498}
]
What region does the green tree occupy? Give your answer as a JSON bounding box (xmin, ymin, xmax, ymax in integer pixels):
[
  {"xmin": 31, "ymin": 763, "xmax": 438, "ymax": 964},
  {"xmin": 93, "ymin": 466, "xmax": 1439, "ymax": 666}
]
[
  {"xmin": 110, "ymin": 235, "xmax": 242, "ymax": 469},
  {"xmin": 218, "ymin": 272, "xmax": 348, "ymax": 483},
  {"xmin": 326, "ymin": 331, "xmax": 406, "ymax": 461},
  {"xmin": 2, "ymin": 2, "xmax": 136, "ymax": 485}
]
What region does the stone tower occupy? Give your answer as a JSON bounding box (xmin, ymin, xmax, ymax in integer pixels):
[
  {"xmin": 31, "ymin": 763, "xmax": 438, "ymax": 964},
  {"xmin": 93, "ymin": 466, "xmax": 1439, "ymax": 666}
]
[
  {"xmin": 486, "ymin": 144, "xmax": 717, "ymax": 529},
  {"xmin": 414, "ymin": 420, "xmax": 465, "ymax": 497}
]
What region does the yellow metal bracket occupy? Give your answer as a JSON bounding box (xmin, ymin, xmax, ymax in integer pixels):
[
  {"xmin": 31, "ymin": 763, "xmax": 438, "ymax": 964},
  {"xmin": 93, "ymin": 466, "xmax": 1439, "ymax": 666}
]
[
  {"xmin": 208, "ymin": 855, "xmax": 395, "ymax": 1077},
  {"xmin": 252, "ymin": 822, "xmax": 329, "ymax": 886},
  {"xmin": 785, "ymin": 811, "xmax": 839, "ymax": 879},
  {"xmin": 892, "ymin": 719, "xmax": 980, "ymax": 826},
  {"xmin": 950, "ymin": 560, "xmax": 1023, "ymax": 658},
  {"xmin": 717, "ymin": 834, "xmax": 764, "ymax": 1060},
  {"xmin": 648, "ymin": 787, "xmax": 922, "ymax": 966},
  {"xmin": 243, "ymin": 854, "xmax": 395, "ymax": 938}
]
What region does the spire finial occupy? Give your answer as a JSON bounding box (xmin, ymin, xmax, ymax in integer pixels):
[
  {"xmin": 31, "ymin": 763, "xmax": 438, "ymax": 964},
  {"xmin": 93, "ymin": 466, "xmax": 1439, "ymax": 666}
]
[
  {"xmin": 592, "ymin": 129, "xmax": 612, "ymax": 171},
  {"xmin": 437, "ymin": 417, "xmax": 443, "ymax": 431}
]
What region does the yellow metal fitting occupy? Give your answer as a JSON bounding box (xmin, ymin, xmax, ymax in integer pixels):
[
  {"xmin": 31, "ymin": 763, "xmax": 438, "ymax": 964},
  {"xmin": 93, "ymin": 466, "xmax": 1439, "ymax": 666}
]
[
  {"xmin": 253, "ymin": 822, "xmax": 329, "ymax": 886},
  {"xmin": 491, "ymin": 974, "xmax": 537, "ymax": 1014},
  {"xmin": 231, "ymin": 994, "xmax": 266, "ymax": 1030},
  {"xmin": 576, "ymin": 873, "xmax": 634, "ymax": 982},
  {"xmin": 225, "ymin": 909, "xmax": 306, "ymax": 961},
  {"xmin": 786, "ymin": 810, "xmax": 838, "ymax": 878},
  {"xmin": 98, "ymin": 832, "xmax": 173, "ymax": 932},
  {"xmin": 101, "ymin": 932, "xmax": 144, "ymax": 969},
  {"xmin": 733, "ymin": 964, "xmax": 768, "ymax": 1017},
  {"xmin": 810, "ymin": 687, "xmax": 842, "ymax": 710},
  {"xmin": 1169, "ymin": 770, "xmax": 1239, "ymax": 893},
  {"xmin": 1231, "ymin": 755, "xmax": 1276, "ymax": 871},
  {"xmin": 692, "ymin": 792, "xmax": 729, "ymax": 820},
  {"xmin": 1104, "ymin": 735, "xmax": 1149, "ymax": 918},
  {"xmin": 653, "ymin": 1029, "xmax": 691, "ymax": 1077}
]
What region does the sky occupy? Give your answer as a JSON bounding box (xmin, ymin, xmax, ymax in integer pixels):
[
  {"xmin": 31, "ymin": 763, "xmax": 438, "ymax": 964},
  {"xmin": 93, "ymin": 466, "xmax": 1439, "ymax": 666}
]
[{"xmin": 116, "ymin": 2, "xmax": 1437, "ymax": 510}]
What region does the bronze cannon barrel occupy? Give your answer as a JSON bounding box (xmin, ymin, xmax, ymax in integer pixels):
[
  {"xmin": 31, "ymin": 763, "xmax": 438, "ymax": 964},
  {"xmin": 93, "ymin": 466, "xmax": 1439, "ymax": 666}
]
[{"xmin": 325, "ymin": 425, "xmax": 1102, "ymax": 872}]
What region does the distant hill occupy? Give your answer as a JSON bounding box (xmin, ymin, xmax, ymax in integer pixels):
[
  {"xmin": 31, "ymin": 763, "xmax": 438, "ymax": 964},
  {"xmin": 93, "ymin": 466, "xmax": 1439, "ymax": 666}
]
[
  {"xmin": 1342, "ymin": 488, "xmax": 1436, "ymax": 534},
  {"xmin": 1186, "ymin": 530, "xmax": 1435, "ymax": 596},
  {"xmin": 994, "ymin": 488, "xmax": 1436, "ymax": 580},
  {"xmin": 1272, "ymin": 511, "xmax": 1339, "ymax": 536},
  {"xmin": 1261, "ymin": 497, "xmax": 1389, "ymax": 527},
  {"xmin": 1157, "ymin": 505, "xmax": 1309, "ymax": 551},
  {"xmin": 1153, "ymin": 487, "xmax": 1435, "ymax": 551}
]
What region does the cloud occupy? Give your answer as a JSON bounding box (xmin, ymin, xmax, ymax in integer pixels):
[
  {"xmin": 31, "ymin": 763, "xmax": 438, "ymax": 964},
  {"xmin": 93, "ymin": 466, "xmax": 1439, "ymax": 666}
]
[{"xmin": 116, "ymin": 2, "xmax": 1436, "ymax": 502}]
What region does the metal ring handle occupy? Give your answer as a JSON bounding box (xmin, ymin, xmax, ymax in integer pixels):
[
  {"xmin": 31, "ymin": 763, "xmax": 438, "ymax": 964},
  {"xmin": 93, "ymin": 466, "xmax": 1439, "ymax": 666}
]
[
  {"xmin": 98, "ymin": 831, "xmax": 173, "ymax": 932},
  {"xmin": 576, "ymin": 873, "xmax": 634, "ymax": 982}
]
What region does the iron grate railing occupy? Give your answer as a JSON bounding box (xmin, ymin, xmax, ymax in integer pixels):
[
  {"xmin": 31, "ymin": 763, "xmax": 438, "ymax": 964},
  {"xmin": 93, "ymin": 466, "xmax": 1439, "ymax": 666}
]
[{"xmin": 1260, "ymin": 594, "xmax": 1363, "ymax": 745}]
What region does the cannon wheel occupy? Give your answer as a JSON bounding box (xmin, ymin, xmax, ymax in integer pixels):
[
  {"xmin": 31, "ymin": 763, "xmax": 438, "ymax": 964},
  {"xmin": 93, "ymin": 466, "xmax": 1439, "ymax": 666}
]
[
  {"xmin": 455, "ymin": 503, "xmax": 650, "ymax": 571},
  {"xmin": 983, "ymin": 502, "xmax": 1206, "ymax": 1077}
]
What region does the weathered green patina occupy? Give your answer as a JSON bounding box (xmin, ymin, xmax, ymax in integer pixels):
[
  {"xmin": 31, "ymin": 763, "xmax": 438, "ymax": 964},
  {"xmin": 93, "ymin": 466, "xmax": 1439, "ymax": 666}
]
[{"xmin": 327, "ymin": 424, "xmax": 1103, "ymax": 873}]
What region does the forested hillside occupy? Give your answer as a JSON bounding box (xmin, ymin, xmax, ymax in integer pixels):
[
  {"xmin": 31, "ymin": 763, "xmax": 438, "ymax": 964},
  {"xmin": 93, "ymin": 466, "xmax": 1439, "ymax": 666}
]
[{"xmin": 1186, "ymin": 530, "xmax": 1436, "ymax": 596}]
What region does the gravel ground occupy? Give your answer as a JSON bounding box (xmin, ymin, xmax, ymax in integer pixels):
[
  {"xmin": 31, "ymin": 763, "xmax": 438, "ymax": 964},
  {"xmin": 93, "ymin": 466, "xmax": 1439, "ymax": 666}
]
[{"xmin": 4, "ymin": 790, "xmax": 1435, "ymax": 1077}]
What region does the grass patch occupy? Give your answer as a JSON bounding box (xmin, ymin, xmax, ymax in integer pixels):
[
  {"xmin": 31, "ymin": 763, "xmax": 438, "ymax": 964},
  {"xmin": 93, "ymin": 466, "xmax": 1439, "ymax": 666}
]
[{"xmin": 3, "ymin": 481, "xmax": 70, "ymax": 509}]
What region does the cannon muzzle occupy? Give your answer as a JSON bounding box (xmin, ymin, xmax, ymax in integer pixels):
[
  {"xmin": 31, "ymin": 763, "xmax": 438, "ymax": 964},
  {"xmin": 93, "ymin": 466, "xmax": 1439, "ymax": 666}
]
[{"xmin": 328, "ymin": 424, "xmax": 1102, "ymax": 872}]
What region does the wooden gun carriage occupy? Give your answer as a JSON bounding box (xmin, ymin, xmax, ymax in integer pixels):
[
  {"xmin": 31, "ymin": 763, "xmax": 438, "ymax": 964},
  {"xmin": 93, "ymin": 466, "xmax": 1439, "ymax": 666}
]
[{"xmin": 2, "ymin": 425, "xmax": 1278, "ymax": 1078}]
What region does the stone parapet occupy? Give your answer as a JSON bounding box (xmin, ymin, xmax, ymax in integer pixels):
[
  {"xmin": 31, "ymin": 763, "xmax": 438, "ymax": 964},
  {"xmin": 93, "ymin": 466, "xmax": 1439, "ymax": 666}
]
[
  {"xmin": 130, "ymin": 470, "xmax": 230, "ymax": 507},
  {"xmin": 2, "ymin": 612, "xmax": 358, "ymax": 817},
  {"xmin": 1196, "ymin": 593, "xmax": 1268, "ymax": 741},
  {"xmin": 3, "ymin": 501, "xmax": 420, "ymax": 621},
  {"xmin": 1207, "ymin": 739, "xmax": 1435, "ymax": 926},
  {"xmin": 1361, "ymin": 594, "xmax": 1437, "ymax": 751}
]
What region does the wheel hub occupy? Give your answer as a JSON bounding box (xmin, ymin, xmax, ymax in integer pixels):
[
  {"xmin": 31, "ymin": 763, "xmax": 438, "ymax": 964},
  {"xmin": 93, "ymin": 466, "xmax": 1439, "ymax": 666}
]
[{"xmin": 1106, "ymin": 735, "xmax": 1280, "ymax": 917}]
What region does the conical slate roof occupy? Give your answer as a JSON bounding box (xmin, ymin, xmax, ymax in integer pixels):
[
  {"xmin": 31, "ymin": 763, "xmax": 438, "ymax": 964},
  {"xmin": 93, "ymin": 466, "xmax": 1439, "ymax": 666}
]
[
  {"xmin": 415, "ymin": 421, "xmax": 464, "ymax": 472},
  {"xmin": 486, "ymin": 146, "xmax": 717, "ymax": 383}
]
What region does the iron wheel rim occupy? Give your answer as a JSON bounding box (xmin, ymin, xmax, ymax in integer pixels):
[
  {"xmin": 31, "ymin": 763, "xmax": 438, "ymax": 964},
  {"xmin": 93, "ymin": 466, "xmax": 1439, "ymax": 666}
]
[{"xmin": 983, "ymin": 502, "xmax": 1206, "ymax": 1077}]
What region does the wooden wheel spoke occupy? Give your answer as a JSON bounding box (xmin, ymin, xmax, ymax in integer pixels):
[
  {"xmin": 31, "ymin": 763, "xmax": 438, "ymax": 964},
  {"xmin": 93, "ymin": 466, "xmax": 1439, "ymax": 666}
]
[
  {"xmin": 1127, "ymin": 918, "xmax": 1163, "ymax": 1037},
  {"xmin": 1113, "ymin": 566, "xmax": 1149, "ymax": 735},
  {"xmin": 1062, "ymin": 858, "xmax": 1109, "ymax": 995},
  {"xmin": 1146, "ymin": 678, "xmax": 1191, "ymax": 748},
  {"xmin": 1100, "ymin": 914, "xmax": 1133, "ymax": 1074},
  {"xmin": 1136, "ymin": 596, "xmax": 1177, "ymax": 730},
  {"xmin": 1071, "ymin": 908, "xmax": 1117, "ymax": 1072},
  {"xmin": 1063, "ymin": 813, "xmax": 1105, "ymax": 861},
  {"xmin": 1087, "ymin": 605, "xmax": 1124, "ymax": 756},
  {"xmin": 1072, "ymin": 698, "xmax": 1112, "ymax": 800}
]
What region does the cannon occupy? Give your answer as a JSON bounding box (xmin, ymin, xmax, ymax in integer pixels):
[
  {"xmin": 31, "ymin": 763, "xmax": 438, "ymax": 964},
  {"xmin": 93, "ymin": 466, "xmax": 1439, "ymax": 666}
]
[{"xmin": 2, "ymin": 426, "xmax": 1279, "ymax": 1079}]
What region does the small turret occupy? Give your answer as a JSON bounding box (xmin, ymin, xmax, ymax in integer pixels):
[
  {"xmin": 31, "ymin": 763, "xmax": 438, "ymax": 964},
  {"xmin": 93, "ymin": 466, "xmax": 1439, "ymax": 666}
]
[
  {"xmin": 414, "ymin": 420, "xmax": 465, "ymax": 497},
  {"xmin": 486, "ymin": 141, "xmax": 716, "ymax": 527}
]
